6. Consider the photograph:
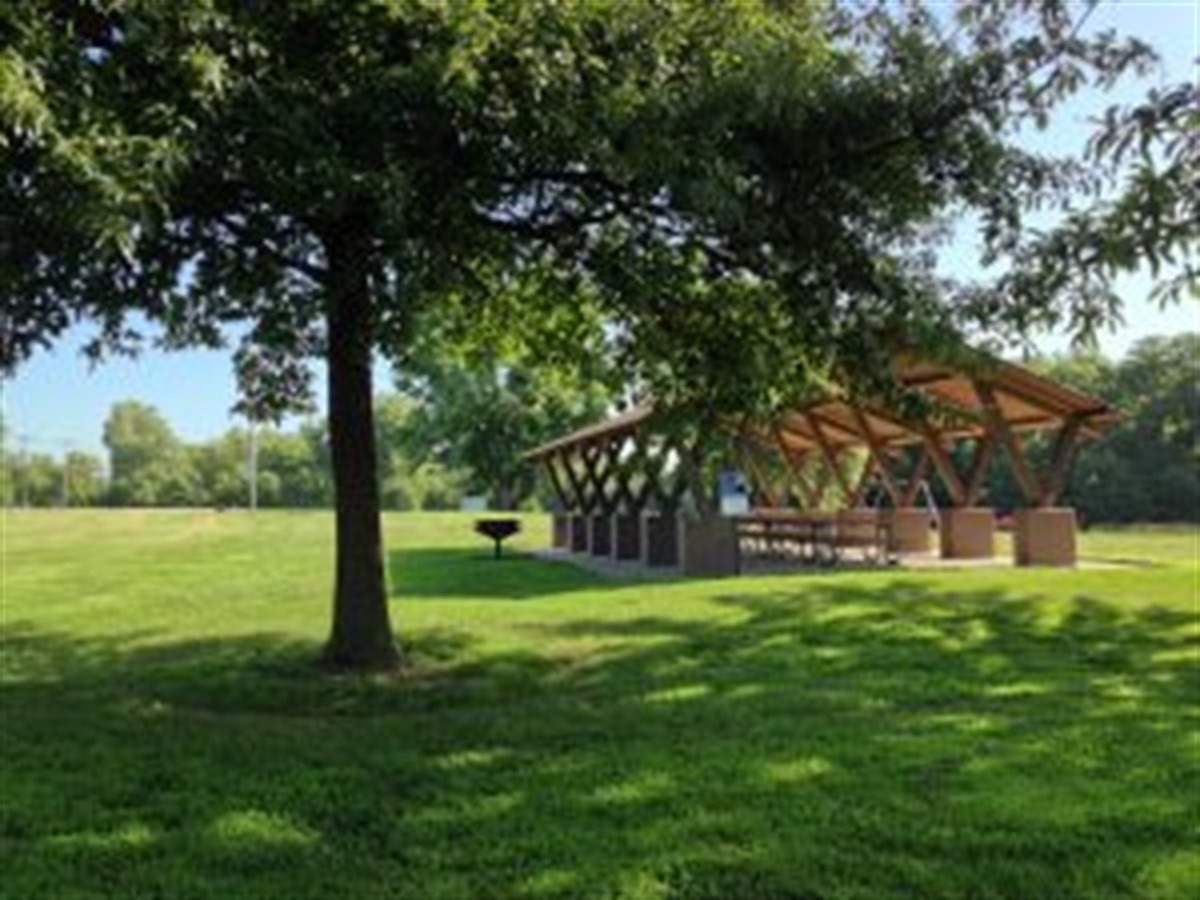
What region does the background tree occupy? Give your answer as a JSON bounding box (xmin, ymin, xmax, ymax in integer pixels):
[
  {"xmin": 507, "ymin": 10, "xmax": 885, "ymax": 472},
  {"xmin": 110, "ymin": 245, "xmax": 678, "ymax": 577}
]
[
  {"xmin": 189, "ymin": 429, "xmax": 248, "ymax": 508},
  {"xmin": 63, "ymin": 450, "xmax": 104, "ymax": 506},
  {"xmin": 394, "ymin": 311, "xmax": 614, "ymax": 510},
  {"xmin": 103, "ymin": 401, "xmax": 197, "ymax": 507},
  {"xmin": 4, "ymin": 1, "xmax": 1193, "ymax": 669}
]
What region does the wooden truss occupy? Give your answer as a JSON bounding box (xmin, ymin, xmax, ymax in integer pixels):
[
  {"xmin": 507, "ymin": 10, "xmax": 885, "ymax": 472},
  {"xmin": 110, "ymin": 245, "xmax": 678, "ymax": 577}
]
[{"xmin": 525, "ymin": 349, "xmax": 1114, "ymax": 514}]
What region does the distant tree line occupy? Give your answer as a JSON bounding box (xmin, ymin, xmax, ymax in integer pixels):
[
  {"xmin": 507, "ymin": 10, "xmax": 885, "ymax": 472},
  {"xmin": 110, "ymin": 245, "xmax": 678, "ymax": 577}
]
[
  {"xmin": 2, "ymin": 351, "xmax": 610, "ymax": 511},
  {"xmin": 4, "ymin": 334, "xmax": 1193, "ymax": 521}
]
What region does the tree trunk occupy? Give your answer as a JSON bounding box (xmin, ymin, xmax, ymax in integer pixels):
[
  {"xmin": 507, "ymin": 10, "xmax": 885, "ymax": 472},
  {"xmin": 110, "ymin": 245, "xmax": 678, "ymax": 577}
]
[{"xmin": 321, "ymin": 227, "xmax": 401, "ymax": 671}]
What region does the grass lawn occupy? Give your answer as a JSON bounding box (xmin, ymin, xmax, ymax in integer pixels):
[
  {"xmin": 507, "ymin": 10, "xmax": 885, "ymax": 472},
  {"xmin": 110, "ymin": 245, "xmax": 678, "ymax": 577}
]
[{"xmin": 2, "ymin": 510, "xmax": 1197, "ymax": 899}]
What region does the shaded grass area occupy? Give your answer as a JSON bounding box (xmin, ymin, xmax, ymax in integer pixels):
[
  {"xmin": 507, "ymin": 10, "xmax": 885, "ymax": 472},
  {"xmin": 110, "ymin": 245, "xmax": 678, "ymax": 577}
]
[{"xmin": 2, "ymin": 511, "xmax": 1198, "ymax": 899}]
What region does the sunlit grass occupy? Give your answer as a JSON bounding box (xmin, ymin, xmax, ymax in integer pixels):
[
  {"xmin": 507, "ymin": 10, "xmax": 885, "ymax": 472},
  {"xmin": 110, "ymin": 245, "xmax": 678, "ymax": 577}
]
[{"xmin": 2, "ymin": 510, "xmax": 1197, "ymax": 899}]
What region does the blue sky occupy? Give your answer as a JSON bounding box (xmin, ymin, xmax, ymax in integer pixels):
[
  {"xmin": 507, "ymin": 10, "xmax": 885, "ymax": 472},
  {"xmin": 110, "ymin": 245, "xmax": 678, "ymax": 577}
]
[{"xmin": 4, "ymin": 1, "xmax": 1197, "ymax": 458}]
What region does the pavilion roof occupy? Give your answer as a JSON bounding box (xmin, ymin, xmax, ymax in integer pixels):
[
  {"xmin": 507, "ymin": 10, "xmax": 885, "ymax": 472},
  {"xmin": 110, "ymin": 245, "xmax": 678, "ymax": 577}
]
[{"xmin": 523, "ymin": 350, "xmax": 1118, "ymax": 461}]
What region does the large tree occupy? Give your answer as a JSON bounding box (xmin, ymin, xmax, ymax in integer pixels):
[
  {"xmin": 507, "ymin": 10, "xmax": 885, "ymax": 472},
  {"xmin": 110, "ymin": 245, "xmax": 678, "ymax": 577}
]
[{"xmin": 2, "ymin": 1, "xmax": 1192, "ymax": 669}]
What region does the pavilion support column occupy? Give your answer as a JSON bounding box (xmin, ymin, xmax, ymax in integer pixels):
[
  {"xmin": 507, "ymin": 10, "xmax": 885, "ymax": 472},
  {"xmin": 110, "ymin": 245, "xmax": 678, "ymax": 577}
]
[
  {"xmin": 1012, "ymin": 508, "xmax": 1077, "ymax": 567},
  {"xmin": 641, "ymin": 510, "xmax": 680, "ymax": 568},
  {"xmin": 1010, "ymin": 414, "xmax": 1084, "ymax": 567},
  {"xmin": 974, "ymin": 383, "xmax": 1085, "ymax": 567},
  {"xmin": 541, "ymin": 458, "xmax": 573, "ymax": 550},
  {"xmin": 569, "ymin": 513, "xmax": 590, "ymax": 553},
  {"xmin": 557, "ymin": 447, "xmax": 591, "ymax": 554},
  {"xmin": 679, "ymin": 513, "xmax": 739, "ymax": 577},
  {"xmin": 552, "ymin": 513, "xmax": 570, "ymax": 549},
  {"xmin": 590, "ymin": 513, "xmax": 614, "ymax": 557},
  {"xmin": 939, "ymin": 507, "xmax": 996, "ymax": 560},
  {"xmin": 614, "ymin": 513, "xmax": 642, "ymax": 561},
  {"xmin": 889, "ymin": 508, "xmax": 935, "ymax": 554}
]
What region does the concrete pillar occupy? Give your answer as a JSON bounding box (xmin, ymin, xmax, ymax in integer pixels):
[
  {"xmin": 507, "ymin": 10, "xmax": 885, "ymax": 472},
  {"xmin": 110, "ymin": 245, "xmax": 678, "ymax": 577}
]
[
  {"xmin": 680, "ymin": 514, "xmax": 739, "ymax": 577},
  {"xmin": 552, "ymin": 513, "xmax": 570, "ymax": 549},
  {"xmin": 1013, "ymin": 508, "xmax": 1077, "ymax": 567},
  {"xmin": 590, "ymin": 514, "xmax": 613, "ymax": 556},
  {"xmin": 614, "ymin": 514, "xmax": 641, "ymax": 561},
  {"xmin": 569, "ymin": 514, "xmax": 589, "ymax": 553},
  {"xmin": 939, "ymin": 507, "xmax": 995, "ymax": 559},
  {"xmin": 642, "ymin": 512, "xmax": 679, "ymax": 567},
  {"xmin": 888, "ymin": 508, "xmax": 934, "ymax": 554}
]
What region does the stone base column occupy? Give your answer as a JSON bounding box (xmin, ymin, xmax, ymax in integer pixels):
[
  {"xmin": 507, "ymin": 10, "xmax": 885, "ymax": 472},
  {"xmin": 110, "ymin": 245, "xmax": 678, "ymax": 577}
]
[
  {"xmin": 939, "ymin": 508, "xmax": 995, "ymax": 559},
  {"xmin": 1013, "ymin": 508, "xmax": 1077, "ymax": 567},
  {"xmin": 680, "ymin": 514, "xmax": 739, "ymax": 577},
  {"xmin": 590, "ymin": 514, "xmax": 613, "ymax": 557},
  {"xmin": 888, "ymin": 508, "xmax": 934, "ymax": 554},
  {"xmin": 614, "ymin": 515, "xmax": 641, "ymax": 561},
  {"xmin": 642, "ymin": 513, "xmax": 679, "ymax": 567},
  {"xmin": 569, "ymin": 515, "xmax": 589, "ymax": 553},
  {"xmin": 552, "ymin": 513, "xmax": 570, "ymax": 549}
]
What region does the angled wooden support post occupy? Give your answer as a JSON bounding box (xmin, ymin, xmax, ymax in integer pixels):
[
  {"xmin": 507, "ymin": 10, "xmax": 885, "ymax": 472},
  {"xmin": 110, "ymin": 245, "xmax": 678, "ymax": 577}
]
[
  {"xmin": 1038, "ymin": 414, "xmax": 1086, "ymax": 507},
  {"xmin": 604, "ymin": 436, "xmax": 638, "ymax": 513},
  {"xmin": 848, "ymin": 456, "xmax": 878, "ymax": 508},
  {"xmin": 804, "ymin": 412, "xmax": 853, "ymax": 504},
  {"xmin": 542, "ymin": 457, "xmax": 571, "ymax": 511},
  {"xmin": 850, "ymin": 407, "xmax": 902, "ymax": 505},
  {"xmin": 556, "ymin": 448, "xmax": 588, "ymax": 512},
  {"xmin": 774, "ymin": 427, "xmax": 822, "ymax": 508},
  {"xmin": 920, "ymin": 425, "xmax": 967, "ymax": 507},
  {"xmin": 899, "ymin": 445, "xmax": 932, "ymax": 508},
  {"xmin": 974, "ymin": 379, "xmax": 1043, "ymax": 506},
  {"xmin": 962, "ymin": 434, "xmax": 997, "ymax": 508},
  {"xmin": 737, "ymin": 436, "xmax": 783, "ymax": 509}
]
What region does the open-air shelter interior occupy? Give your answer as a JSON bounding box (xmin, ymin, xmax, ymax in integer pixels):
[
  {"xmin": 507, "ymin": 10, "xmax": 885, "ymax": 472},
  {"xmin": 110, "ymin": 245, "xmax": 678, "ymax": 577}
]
[{"xmin": 524, "ymin": 351, "xmax": 1119, "ymax": 573}]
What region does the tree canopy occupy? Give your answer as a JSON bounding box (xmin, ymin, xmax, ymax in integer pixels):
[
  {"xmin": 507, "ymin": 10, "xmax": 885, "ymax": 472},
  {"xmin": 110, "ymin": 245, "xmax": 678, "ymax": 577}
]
[{"xmin": 3, "ymin": 0, "xmax": 1194, "ymax": 669}]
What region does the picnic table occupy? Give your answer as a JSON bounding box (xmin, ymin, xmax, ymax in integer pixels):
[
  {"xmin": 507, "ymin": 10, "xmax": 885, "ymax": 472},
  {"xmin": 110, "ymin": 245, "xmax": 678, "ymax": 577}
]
[{"xmin": 732, "ymin": 509, "xmax": 893, "ymax": 570}]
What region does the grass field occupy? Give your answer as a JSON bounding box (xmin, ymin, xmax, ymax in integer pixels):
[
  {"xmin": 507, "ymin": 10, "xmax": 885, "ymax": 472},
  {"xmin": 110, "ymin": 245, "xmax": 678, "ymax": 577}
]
[{"xmin": 2, "ymin": 510, "xmax": 1197, "ymax": 899}]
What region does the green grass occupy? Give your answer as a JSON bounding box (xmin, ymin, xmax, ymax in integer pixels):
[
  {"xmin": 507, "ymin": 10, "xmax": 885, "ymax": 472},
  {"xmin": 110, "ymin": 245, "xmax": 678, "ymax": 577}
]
[{"xmin": 2, "ymin": 510, "xmax": 1197, "ymax": 900}]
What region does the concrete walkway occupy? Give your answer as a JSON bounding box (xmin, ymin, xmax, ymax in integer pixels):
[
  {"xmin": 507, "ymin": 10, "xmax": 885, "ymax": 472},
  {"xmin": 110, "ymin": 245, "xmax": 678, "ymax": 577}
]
[{"xmin": 535, "ymin": 546, "xmax": 1131, "ymax": 578}]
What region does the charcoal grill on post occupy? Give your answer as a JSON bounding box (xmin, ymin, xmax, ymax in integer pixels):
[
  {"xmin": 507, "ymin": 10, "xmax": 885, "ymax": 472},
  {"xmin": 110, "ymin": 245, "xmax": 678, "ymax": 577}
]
[{"xmin": 474, "ymin": 518, "xmax": 521, "ymax": 559}]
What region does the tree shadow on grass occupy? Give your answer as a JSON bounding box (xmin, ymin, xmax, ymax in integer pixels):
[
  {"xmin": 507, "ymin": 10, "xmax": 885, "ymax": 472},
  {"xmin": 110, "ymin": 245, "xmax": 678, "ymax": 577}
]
[
  {"xmin": 386, "ymin": 546, "xmax": 615, "ymax": 600},
  {"xmin": 2, "ymin": 580, "xmax": 1198, "ymax": 899}
]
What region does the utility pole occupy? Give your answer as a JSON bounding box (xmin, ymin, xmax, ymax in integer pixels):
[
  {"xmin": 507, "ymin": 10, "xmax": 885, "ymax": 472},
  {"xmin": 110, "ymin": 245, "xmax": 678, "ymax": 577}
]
[
  {"xmin": 16, "ymin": 433, "xmax": 31, "ymax": 508},
  {"xmin": 59, "ymin": 440, "xmax": 73, "ymax": 508},
  {"xmin": 247, "ymin": 418, "xmax": 258, "ymax": 512}
]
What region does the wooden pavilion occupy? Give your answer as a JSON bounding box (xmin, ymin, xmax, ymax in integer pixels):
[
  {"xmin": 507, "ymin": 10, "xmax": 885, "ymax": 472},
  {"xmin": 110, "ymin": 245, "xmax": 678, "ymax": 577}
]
[{"xmin": 524, "ymin": 350, "xmax": 1118, "ymax": 573}]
